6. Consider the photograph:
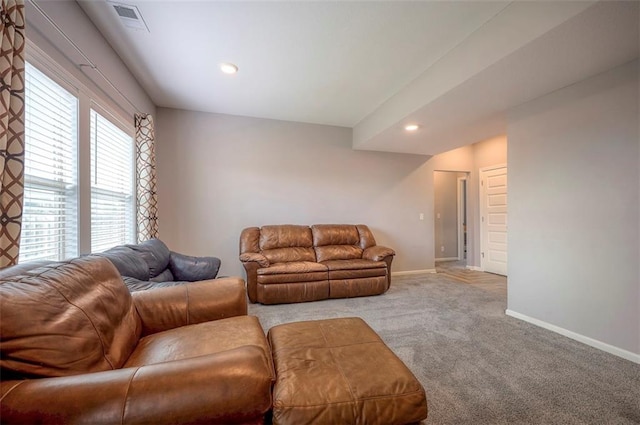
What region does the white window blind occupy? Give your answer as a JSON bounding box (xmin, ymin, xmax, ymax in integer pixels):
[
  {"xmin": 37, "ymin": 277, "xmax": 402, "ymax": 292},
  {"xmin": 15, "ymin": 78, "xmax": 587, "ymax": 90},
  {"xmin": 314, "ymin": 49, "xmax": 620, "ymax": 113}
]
[
  {"xmin": 19, "ymin": 62, "xmax": 78, "ymax": 262},
  {"xmin": 90, "ymin": 109, "xmax": 135, "ymax": 253}
]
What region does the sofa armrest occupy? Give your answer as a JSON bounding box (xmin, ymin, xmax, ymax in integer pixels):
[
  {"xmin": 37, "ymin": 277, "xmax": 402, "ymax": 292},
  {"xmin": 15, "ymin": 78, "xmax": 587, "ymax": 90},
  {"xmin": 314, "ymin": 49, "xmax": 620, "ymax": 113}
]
[
  {"xmin": 239, "ymin": 254, "xmax": 269, "ymax": 304},
  {"xmin": 239, "ymin": 252, "xmax": 269, "ymax": 268},
  {"xmin": 168, "ymin": 251, "xmax": 221, "ymax": 281},
  {"xmin": 0, "ymin": 346, "xmax": 273, "ymax": 425},
  {"xmin": 132, "ymin": 277, "xmax": 247, "ymax": 336},
  {"xmin": 363, "ymin": 245, "xmax": 396, "ymax": 261}
]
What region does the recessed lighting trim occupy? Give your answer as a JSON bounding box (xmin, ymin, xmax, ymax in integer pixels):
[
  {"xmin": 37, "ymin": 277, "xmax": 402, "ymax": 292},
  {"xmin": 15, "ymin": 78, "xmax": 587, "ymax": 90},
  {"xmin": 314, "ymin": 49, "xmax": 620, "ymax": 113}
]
[
  {"xmin": 404, "ymin": 124, "xmax": 419, "ymax": 131},
  {"xmin": 220, "ymin": 62, "xmax": 238, "ymax": 74}
]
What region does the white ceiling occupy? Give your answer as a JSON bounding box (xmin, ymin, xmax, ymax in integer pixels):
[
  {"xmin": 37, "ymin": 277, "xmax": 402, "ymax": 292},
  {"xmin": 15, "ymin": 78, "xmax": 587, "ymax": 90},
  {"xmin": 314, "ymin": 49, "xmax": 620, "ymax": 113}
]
[{"xmin": 78, "ymin": 0, "xmax": 639, "ymax": 156}]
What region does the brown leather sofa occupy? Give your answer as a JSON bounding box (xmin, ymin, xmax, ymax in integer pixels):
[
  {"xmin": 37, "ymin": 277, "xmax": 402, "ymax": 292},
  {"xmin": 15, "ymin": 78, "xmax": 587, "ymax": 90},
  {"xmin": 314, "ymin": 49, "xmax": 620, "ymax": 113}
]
[
  {"xmin": 0, "ymin": 257, "xmax": 274, "ymax": 424},
  {"xmin": 240, "ymin": 224, "xmax": 395, "ymax": 304}
]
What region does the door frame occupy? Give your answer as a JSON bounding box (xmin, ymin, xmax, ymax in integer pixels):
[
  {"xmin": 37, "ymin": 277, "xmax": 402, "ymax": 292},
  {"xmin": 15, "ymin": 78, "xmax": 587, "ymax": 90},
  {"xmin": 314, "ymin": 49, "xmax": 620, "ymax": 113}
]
[
  {"xmin": 457, "ymin": 176, "xmax": 467, "ymax": 261},
  {"xmin": 479, "ymin": 163, "xmax": 507, "ymax": 272}
]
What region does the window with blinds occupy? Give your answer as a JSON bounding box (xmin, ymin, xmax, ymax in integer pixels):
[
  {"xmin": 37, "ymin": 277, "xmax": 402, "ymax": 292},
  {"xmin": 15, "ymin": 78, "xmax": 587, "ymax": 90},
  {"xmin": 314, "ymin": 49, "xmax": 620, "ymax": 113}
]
[
  {"xmin": 90, "ymin": 109, "xmax": 135, "ymax": 253},
  {"xmin": 19, "ymin": 62, "xmax": 78, "ymax": 262}
]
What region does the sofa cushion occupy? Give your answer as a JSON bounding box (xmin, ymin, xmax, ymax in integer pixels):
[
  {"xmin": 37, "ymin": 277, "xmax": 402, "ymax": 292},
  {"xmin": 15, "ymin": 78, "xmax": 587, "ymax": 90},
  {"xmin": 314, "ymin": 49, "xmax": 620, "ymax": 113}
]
[
  {"xmin": 311, "ymin": 224, "xmax": 360, "ymax": 246},
  {"xmin": 169, "ymin": 252, "xmax": 220, "ymax": 281},
  {"xmin": 260, "ymin": 225, "xmax": 313, "ymax": 250},
  {"xmin": 125, "ymin": 316, "xmax": 272, "ymax": 372},
  {"xmin": 150, "ymin": 268, "xmax": 174, "ymax": 282},
  {"xmin": 0, "ymin": 257, "xmax": 141, "ymax": 378},
  {"xmin": 99, "ymin": 246, "xmax": 150, "ymax": 280},
  {"xmin": 314, "ymin": 245, "xmax": 363, "ymax": 262},
  {"xmin": 257, "ymin": 262, "xmax": 328, "ymax": 285},
  {"xmin": 258, "ymin": 272, "xmax": 328, "ymax": 284},
  {"xmin": 262, "ymin": 247, "xmax": 316, "ymax": 264},
  {"xmin": 124, "ymin": 277, "xmax": 187, "ymax": 292},
  {"xmin": 240, "ymin": 226, "xmax": 261, "ymax": 254},
  {"xmin": 321, "ymin": 259, "xmax": 387, "ymax": 271},
  {"xmin": 130, "ymin": 238, "xmax": 171, "ymax": 279},
  {"xmin": 356, "ymin": 224, "xmax": 377, "ymax": 250},
  {"xmin": 257, "ymin": 261, "xmax": 327, "ymax": 275}
]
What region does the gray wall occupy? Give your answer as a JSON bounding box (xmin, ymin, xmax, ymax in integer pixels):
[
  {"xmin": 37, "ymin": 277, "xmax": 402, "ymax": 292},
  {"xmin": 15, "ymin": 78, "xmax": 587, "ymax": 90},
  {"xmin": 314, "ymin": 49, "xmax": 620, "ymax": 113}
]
[
  {"xmin": 471, "ymin": 136, "xmax": 507, "ymax": 269},
  {"xmin": 155, "ymin": 108, "xmax": 434, "ymax": 277},
  {"xmin": 508, "ymin": 60, "xmax": 639, "ymax": 355},
  {"xmin": 154, "ymin": 110, "xmax": 506, "ymax": 277}
]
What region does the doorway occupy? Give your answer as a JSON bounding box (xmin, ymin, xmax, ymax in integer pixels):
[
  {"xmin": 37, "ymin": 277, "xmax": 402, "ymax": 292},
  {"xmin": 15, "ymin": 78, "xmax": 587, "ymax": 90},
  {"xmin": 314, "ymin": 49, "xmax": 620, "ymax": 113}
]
[
  {"xmin": 434, "ymin": 171, "xmax": 469, "ymax": 265},
  {"xmin": 457, "ymin": 176, "xmax": 468, "ymax": 261}
]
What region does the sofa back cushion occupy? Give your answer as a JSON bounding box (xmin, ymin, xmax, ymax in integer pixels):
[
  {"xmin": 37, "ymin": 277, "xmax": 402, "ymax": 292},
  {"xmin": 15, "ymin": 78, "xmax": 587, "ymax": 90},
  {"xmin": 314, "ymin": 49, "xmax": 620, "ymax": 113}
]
[
  {"xmin": 99, "ymin": 245, "xmax": 150, "ymax": 280},
  {"xmin": 129, "ymin": 238, "xmax": 171, "ymax": 279},
  {"xmin": 356, "ymin": 224, "xmax": 377, "ymax": 250},
  {"xmin": 0, "ymin": 257, "xmax": 141, "ymax": 378},
  {"xmin": 240, "ymin": 227, "xmax": 261, "ymax": 254},
  {"xmin": 312, "ymin": 225, "xmax": 364, "ymax": 262},
  {"xmin": 259, "ymin": 225, "xmax": 316, "ymax": 263}
]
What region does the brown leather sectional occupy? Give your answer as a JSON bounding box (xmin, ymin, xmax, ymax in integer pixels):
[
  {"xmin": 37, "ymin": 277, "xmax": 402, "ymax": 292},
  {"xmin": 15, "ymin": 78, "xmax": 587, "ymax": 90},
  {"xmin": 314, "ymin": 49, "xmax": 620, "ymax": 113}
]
[
  {"xmin": 240, "ymin": 224, "xmax": 396, "ymax": 304},
  {"xmin": 0, "ymin": 257, "xmax": 273, "ymax": 424}
]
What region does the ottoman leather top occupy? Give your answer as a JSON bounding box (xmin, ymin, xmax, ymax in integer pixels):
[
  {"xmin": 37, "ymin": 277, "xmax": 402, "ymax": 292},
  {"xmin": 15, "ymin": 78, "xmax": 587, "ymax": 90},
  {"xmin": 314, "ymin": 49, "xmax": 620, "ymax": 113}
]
[{"xmin": 268, "ymin": 317, "xmax": 428, "ymax": 425}]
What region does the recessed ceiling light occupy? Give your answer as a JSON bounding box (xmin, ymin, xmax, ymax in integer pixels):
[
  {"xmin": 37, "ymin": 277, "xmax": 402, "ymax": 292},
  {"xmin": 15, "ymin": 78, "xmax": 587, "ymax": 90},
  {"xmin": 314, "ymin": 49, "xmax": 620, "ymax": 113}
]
[
  {"xmin": 220, "ymin": 62, "xmax": 238, "ymax": 74},
  {"xmin": 404, "ymin": 124, "xmax": 419, "ymax": 131}
]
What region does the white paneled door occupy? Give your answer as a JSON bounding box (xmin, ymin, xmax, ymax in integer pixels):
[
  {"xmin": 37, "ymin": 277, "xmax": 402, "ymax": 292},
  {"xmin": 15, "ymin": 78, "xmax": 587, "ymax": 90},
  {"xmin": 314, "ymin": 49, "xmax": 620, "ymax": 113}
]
[{"xmin": 480, "ymin": 166, "xmax": 507, "ymax": 276}]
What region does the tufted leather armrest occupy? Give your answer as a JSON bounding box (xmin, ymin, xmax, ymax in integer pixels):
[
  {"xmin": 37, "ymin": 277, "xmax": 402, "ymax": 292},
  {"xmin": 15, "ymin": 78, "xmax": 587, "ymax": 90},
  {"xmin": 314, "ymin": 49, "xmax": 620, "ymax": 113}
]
[
  {"xmin": 239, "ymin": 253, "xmax": 270, "ymax": 303},
  {"xmin": 239, "ymin": 252, "xmax": 269, "ymax": 268},
  {"xmin": 0, "ymin": 346, "xmax": 273, "ymax": 425},
  {"xmin": 132, "ymin": 277, "xmax": 247, "ymax": 336},
  {"xmin": 362, "ymin": 246, "xmax": 396, "ymax": 261}
]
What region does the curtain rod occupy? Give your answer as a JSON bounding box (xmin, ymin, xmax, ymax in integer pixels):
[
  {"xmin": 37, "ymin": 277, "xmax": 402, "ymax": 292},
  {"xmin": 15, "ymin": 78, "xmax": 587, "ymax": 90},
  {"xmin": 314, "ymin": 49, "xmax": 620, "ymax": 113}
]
[{"xmin": 30, "ymin": 0, "xmax": 145, "ymax": 115}]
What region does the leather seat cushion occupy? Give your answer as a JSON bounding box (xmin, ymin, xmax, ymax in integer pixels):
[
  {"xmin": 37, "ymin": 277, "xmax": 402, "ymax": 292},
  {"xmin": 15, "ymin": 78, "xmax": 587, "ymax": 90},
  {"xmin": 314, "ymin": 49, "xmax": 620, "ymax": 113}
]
[
  {"xmin": 258, "ymin": 262, "xmax": 328, "ymax": 284},
  {"xmin": 258, "ymin": 272, "xmax": 327, "ymax": 284},
  {"xmin": 261, "ymin": 247, "xmax": 316, "ymax": 264},
  {"xmin": 257, "ymin": 261, "xmax": 327, "ymax": 275},
  {"xmin": 125, "ymin": 316, "xmax": 271, "ymax": 369},
  {"xmin": 268, "ymin": 318, "xmax": 428, "ymax": 425},
  {"xmin": 321, "ymin": 259, "xmax": 386, "ymax": 271}
]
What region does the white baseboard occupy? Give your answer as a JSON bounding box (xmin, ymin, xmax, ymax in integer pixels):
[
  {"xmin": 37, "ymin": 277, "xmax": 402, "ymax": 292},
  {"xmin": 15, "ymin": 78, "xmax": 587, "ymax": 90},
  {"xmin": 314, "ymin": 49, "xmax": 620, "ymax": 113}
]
[
  {"xmin": 466, "ymin": 265, "xmax": 482, "ymax": 271},
  {"xmin": 505, "ymin": 309, "xmax": 640, "ymax": 364},
  {"xmin": 392, "ymin": 269, "xmax": 437, "ymax": 276},
  {"xmin": 435, "ymin": 257, "xmax": 459, "ymax": 262}
]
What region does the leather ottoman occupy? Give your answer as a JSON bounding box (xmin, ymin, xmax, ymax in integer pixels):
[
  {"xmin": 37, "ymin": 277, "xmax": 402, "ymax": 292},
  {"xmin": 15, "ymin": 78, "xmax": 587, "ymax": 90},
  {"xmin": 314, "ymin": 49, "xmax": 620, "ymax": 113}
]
[{"xmin": 267, "ymin": 317, "xmax": 428, "ymax": 425}]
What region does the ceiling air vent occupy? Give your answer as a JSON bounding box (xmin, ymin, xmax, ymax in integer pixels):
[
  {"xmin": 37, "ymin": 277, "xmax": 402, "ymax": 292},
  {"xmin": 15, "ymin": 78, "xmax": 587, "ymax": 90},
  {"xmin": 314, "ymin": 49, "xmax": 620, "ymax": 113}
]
[{"xmin": 109, "ymin": 2, "xmax": 150, "ymax": 32}]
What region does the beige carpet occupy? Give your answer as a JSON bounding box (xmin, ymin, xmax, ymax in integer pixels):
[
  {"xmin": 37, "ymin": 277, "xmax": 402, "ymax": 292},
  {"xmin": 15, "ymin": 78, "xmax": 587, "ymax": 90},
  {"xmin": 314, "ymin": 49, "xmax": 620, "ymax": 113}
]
[{"xmin": 249, "ymin": 270, "xmax": 640, "ymax": 424}]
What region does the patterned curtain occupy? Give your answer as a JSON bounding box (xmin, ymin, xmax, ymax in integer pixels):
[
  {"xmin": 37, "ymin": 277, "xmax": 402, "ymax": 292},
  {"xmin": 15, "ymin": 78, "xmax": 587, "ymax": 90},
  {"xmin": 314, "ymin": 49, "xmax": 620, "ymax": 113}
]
[
  {"xmin": 0, "ymin": 0, "xmax": 25, "ymax": 268},
  {"xmin": 135, "ymin": 113, "xmax": 159, "ymax": 242}
]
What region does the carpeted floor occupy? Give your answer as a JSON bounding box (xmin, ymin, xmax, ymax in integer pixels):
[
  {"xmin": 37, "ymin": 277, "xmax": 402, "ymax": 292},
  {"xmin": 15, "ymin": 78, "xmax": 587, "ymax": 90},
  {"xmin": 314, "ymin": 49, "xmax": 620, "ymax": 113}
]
[{"xmin": 249, "ymin": 268, "xmax": 640, "ymax": 425}]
